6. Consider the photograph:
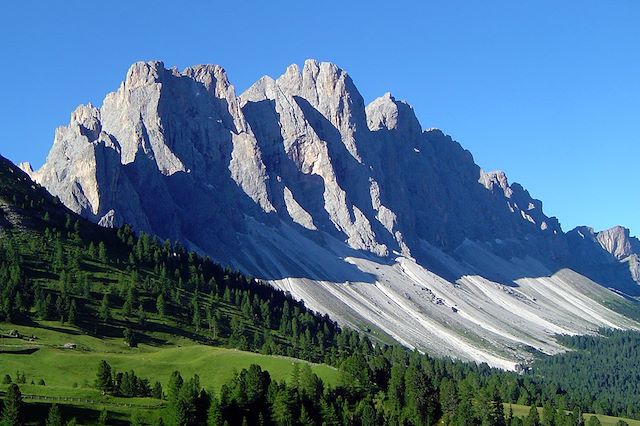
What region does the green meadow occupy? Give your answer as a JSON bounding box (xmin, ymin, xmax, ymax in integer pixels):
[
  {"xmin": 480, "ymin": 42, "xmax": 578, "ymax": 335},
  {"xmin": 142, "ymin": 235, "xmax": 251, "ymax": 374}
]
[{"xmin": 506, "ymin": 404, "xmax": 640, "ymax": 426}]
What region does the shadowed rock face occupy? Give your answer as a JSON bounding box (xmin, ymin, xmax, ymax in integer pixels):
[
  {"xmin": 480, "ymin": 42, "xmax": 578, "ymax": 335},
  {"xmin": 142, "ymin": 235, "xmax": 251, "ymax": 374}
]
[
  {"xmin": 24, "ymin": 60, "xmax": 640, "ymax": 368},
  {"xmin": 28, "ymin": 60, "xmax": 568, "ymax": 268},
  {"xmin": 566, "ymin": 226, "xmax": 640, "ymax": 290}
]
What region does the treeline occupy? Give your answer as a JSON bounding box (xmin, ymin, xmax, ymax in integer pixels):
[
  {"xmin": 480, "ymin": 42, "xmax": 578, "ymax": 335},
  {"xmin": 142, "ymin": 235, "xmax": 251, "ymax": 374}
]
[
  {"xmin": 87, "ymin": 359, "xmax": 633, "ymax": 426},
  {"xmin": 2, "ymin": 219, "xmax": 640, "ymax": 422},
  {"xmin": 2, "ymin": 159, "xmax": 640, "ymax": 423},
  {"xmin": 95, "ymin": 360, "xmax": 162, "ymax": 399},
  {"xmin": 530, "ymin": 330, "xmax": 640, "ymax": 419}
]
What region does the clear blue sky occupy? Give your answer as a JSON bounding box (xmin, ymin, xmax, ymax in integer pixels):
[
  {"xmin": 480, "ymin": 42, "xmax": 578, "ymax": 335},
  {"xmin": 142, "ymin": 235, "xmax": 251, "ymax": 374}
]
[{"xmin": 0, "ymin": 1, "xmax": 638, "ymax": 236}]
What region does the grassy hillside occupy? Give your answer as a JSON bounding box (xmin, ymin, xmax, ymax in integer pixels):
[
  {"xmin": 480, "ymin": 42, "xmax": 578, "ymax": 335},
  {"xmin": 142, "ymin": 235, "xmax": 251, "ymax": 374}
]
[
  {"xmin": 507, "ymin": 404, "xmax": 640, "ymax": 426},
  {"xmin": 0, "ymin": 323, "xmax": 339, "ymax": 391},
  {"xmin": 3, "ymin": 153, "xmax": 640, "ymax": 425},
  {"xmin": 0, "ymin": 322, "xmax": 338, "ymax": 425}
]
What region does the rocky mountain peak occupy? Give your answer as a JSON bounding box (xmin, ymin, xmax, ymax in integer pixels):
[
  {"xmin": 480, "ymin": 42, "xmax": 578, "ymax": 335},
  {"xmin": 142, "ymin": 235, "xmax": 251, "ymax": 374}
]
[
  {"xmin": 597, "ymin": 226, "xmax": 640, "ymax": 260},
  {"xmin": 123, "ymin": 60, "xmax": 167, "ymax": 90},
  {"xmin": 480, "ymin": 170, "xmax": 510, "ymax": 194},
  {"xmin": 365, "ymin": 92, "xmax": 422, "ymax": 139},
  {"xmin": 23, "ymin": 58, "xmax": 640, "ymax": 367},
  {"xmin": 69, "ymin": 103, "xmax": 102, "ymax": 140},
  {"xmin": 30, "ymin": 59, "xmax": 570, "ymax": 258}
]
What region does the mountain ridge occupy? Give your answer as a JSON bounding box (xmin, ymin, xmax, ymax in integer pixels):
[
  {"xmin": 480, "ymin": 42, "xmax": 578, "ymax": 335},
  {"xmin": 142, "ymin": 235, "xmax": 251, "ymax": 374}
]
[{"xmin": 21, "ymin": 59, "xmax": 640, "ymax": 368}]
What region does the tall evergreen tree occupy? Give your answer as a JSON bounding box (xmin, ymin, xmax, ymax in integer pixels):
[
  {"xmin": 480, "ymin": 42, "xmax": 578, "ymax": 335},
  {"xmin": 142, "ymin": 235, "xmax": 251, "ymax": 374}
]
[
  {"xmin": 525, "ymin": 405, "xmax": 541, "ymax": 426},
  {"xmin": 45, "ymin": 404, "xmax": 62, "ymax": 426},
  {"xmin": 587, "ymin": 416, "xmax": 602, "ymax": 426},
  {"xmin": 99, "ymin": 293, "xmax": 110, "ymax": 321},
  {"xmin": 0, "ymin": 383, "xmax": 22, "ymax": 426},
  {"xmin": 156, "ymin": 293, "xmax": 166, "ymax": 318},
  {"xmin": 95, "ymin": 360, "xmax": 113, "ymax": 394}
]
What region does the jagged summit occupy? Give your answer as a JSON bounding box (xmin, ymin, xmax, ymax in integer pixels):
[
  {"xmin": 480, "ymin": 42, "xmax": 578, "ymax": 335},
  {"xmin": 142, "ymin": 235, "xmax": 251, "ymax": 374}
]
[
  {"xmin": 365, "ymin": 92, "xmax": 423, "ymax": 139},
  {"xmin": 597, "ymin": 225, "xmax": 640, "ymax": 260},
  {"xmin": 24, "ymin": 59, "xmax": 640, "ymax": 368}
]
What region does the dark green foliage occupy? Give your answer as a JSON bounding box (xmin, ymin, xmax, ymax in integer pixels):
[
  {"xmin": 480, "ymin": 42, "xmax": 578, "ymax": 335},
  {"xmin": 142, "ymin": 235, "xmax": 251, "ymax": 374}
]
[
  {"xmin": 99, "ymin": 293, "xmax": 110, "ymax": 321},
  {"xmin": 129, "ymin": 412, "xmax": 144, "ymax": 426},
  {"xmin": 95, "ymin": 360, "xmax": 113, "ymax": 393},
  {"xmin": 532, "ymin": 330, "xmax": 640, "ymax": 419},
  {"xmin": 97, "ymin": 408, "xmax": 108, "ymax": 426},
  {"xmin": 167, "ymin": 371, "xmax": 184, "ymax": 405},
  {"xmin": 45, "ymin": 404, "xmax": 62, "ymax": 426},
  {"xmin": 1, "ymin": 383, "xmax": 23, "ymax": 426},
  {"xmin": 525, "ymin": 405, "xmax": 540, "ymax": 426},
  {"xmin": 123, "ymin": 327, "xmax": 137, "ymax": 347},
  {"xmin": 94, "ymin": 361, "xmax": 153, "ymax": 398},
  {"xmin": 2, "ymin": 156, "xmax": 640, "ymax": 424},
  {"xmin": 153, "ymin": 381, "xmax": 163, "ymax": 399}
]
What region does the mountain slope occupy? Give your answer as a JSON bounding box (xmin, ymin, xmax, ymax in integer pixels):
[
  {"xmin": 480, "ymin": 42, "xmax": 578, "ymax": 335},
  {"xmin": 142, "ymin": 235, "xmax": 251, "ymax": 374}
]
[
  {"xmin": 5, "ymin": 153, "xmax": 640, "ymax": 424},
  {"xmin": 24, "ymin": 60, "xmax": 640, "ymax": 368}
]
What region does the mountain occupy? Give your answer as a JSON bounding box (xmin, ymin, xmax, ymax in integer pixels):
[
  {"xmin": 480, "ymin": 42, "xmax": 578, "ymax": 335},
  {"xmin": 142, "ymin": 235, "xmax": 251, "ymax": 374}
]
[
  {"xmin": 566, "ymin": 225, "xmax": 640, "ymax": 289},
  {"xmin": 5, "ymin": 154, "xmax": 640, "ymax": 426},
  {"xmin": 23, "ymin": 60, "xmax": 640, "ymax": 369}
]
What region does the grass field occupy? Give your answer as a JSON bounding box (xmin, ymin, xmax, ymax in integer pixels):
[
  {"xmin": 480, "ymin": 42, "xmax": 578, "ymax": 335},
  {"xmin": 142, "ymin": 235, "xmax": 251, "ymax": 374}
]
[
  {"xmin": 5, "ymin": 322, "xmax": 640, "ymax": 426},
  {"xmin": 506, "ymin": 403, "xmax": 640, "ymax": 426},
  {"xmin": 0, "ymin": 323, "xmax": 339, "ymax": 392},
  {"xmin": 0, "ymin": 321, "xmax": 339, "ymax": 424}
]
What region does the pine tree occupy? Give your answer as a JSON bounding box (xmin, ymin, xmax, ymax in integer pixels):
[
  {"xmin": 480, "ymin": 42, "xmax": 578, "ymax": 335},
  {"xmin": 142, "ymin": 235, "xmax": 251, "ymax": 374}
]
[
  {"xmin": 98, "ymin": 242, "xmax": 107, "ymax": 262},
  {"xmin": 272, "ymin": 388, "xmax": 296, "ymax": 426},
  {"xmin": 299, "ymin": 406, "xmax": 314, "ymax": 426},
  {"xmin": 167, "ymin": 371, "xmax": 184, "ymax": 405},
  {"xmin": 97, "ymin": 409, "xmax": 108, "ymax": 426},
  {"xmin": 439, "ymin": 378, "xmax": 459, "ymax": 417},
  {"xmin": 137, "ymin": 304, "xmax": 146, "ymax": 326},
  {"xmin": 360, "ymin": 400, "xmax": 377, "ymax": 426},
  {"xmin": 174, "ymin": 399, "xmax": 189, "ymax": 426},
  {"xmin": 123, "ymin": 327, "xmax": 137, "ymax": 347},
  {"xmin": 45, "ymin": 404, "xmax": 63, "ymax": 426},
  {"xmin": 572, "ymin": 408, "xmax": 585, "ymax": 426},
  {"xmin": 123, "ymin": 287, "xmax": 134, "ymax": 316},
  {"xmin": 156, "ymin": 294, "xmax": 166, "ymax": 318},
  {"xmin": 153, "ymin": 381, "xmax": 163, "ymax": 399},
  {"xmin": 543, "ymin": 402, "xmax": 556, "ymax": 426},
  {"xmin": 525, "ymin": 405, "xmax": 540, "ymax": 426},
  {"xmin": 99, "ymin": 293, "xmax": 110, "ymax": 321},
  {"xmin": 192, "ymin": 298, "xmax": 201, "ymax": 332},
  {"xmin": 1, "ymin": 383, "xmax": 22, "ymax": 426},
  {"xmin": 67, "ymin": 299, "xmax": 77, "ymax": 325},
  {"xmin": 95, "ymin": 360, "xmax": 113, "ymax": 394},
  {"xmin": 87, "ymin": 242, "xmax": 96, "ymax": 258},
  {"xmin": 207, "ymin": 396, "xmax": 223, "ymax": 426},
  {"xmin": 404, "ymin": 365, "xmax": 439, "ymax": 426},
  {"xmin": 291, "ymin": 363, "xmax": 301, "ymax": 389},
  {"xmin": 130, "ymin": 412, "xmax": 144, "ymax": 426},
  {"xmin": 587, "ymin": 416, "xmax": 601, "ymax": 426}
]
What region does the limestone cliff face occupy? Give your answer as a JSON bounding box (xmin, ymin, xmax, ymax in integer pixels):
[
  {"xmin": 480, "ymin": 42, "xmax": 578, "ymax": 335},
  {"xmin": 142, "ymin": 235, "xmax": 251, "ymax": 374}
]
[
  {"xmin": 596, "ymin": 226, "xmax": 640, "ymax": 283},
  {"xmin": 596, "ymin": 226, "xmax": 640, "ymax": 260},
  {"xmin": 565, "ymin": 226, "xmax": 640, "ymax": 292},
  {"xmin": 24, "ymin": 59, "xmax": 640, "ymax": 367},
  {"xmin": 28, "ymin": 59, "xmax": 638, "ymax": 289}
]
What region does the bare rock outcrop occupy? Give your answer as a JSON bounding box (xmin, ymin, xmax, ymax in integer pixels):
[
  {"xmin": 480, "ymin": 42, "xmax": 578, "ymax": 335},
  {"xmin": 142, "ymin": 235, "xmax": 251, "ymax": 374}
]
[
  {"xmin": 27, "ymin": 59, "xmax": 637, "ymax": 291},
  {"xmin": 23, "ymin": 60, "xmax": 640, "ymax": 366}
]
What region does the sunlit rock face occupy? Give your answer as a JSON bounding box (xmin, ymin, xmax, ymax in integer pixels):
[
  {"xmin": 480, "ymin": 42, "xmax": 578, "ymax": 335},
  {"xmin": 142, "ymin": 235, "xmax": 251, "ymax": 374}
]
[{"xmin": 28, "ymin": 60, "xmax": 640, "ymax": 369}]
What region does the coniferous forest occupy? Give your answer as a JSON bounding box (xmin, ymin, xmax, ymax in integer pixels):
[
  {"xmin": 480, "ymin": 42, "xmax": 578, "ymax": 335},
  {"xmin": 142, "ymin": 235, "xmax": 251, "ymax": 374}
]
[{"xmin": 1, "ymin": 159, "xmax": 640, "ymax": 425}]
